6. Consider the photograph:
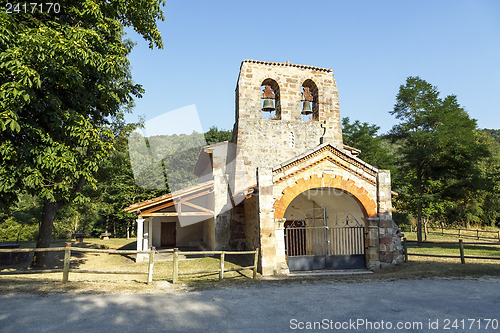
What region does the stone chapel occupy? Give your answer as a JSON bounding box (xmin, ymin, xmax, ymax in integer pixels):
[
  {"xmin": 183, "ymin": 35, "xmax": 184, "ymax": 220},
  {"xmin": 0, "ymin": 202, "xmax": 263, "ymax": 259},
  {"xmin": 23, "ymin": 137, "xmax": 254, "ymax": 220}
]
[{"xmin": 125, "ymin": 60, "xmax": 404, "ymax": 275}]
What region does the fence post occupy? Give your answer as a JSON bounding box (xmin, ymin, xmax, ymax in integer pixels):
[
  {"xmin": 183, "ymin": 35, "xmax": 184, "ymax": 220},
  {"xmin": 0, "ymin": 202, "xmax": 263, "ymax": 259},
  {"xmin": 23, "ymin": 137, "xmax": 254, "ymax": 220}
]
[
  {"xmin": 458, "ymin": 229, "xmax": 461, "ymax": 237},
  {"xmin": 441, "ymin": 225, "xmax": 444, "ymax": 236},
  {"xmin": 498, "ymin": 231, "xmax": 500, "ymax": 242},
  {"xmin": 172, "ymin": 248, "xmax": 178, "ymax": 284},
  {"xmin": 403, "ymin": 238, "xmax": 408, "ymax": 263},
  {"xmin": 253, "ymin": 248, "xmax": 259, "ymax": 279},
  {"xmin": 62, "ymin": 243, "xmax": 71, "ymax": 283},
  {"xmin": 219, "ymin": 252, "xmax": 225, "ymax": 281},
  {"xmin": 477, "ymin": 229, "xmax": 480, "ymax": 240},
  {"xmin": 459, "ymin": 239, "xmax": 465, "ymax": 264},
  {"xmin": 147, "ymin": 247, "xmax": 155, "ymax": 284}
]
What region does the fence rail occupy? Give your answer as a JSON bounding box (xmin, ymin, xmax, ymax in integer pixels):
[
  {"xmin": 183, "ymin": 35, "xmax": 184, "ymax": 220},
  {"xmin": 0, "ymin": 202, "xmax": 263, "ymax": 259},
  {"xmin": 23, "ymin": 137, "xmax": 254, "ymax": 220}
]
[
  {"xmin": 0, "ymin": 245, "xmax": 260, "ymax": 284},
  {"xmin": 402, "ymin": 238, "xmax": 500, "ymax": 264},
  {"xmin": 172, "ymin": 248, "xmax": 259, "ymax": 284},
  {"xmin": 0, "ymin": 244, "xmax": 153, "ymax": 283},
  {"xmin": 411, "ymin": 225, "xmax": 500, "ymax": 242}
]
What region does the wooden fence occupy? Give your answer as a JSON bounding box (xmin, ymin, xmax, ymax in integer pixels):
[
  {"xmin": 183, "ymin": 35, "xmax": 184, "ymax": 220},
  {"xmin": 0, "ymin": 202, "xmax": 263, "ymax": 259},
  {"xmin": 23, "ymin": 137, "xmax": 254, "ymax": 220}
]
[
  {"xmin": 171, "ymin": 248, "xmax": 259, "ymax": 284},
  {"xmin": 428, "ymin": 226, "xmax": 500, "ymax": 242},
  {"xmin": 402, "ymin": 238, "xmax": 500, "ymax": 264},
  {"xmin": 407, "ymin": 225, "xmax": 500, "ymax": 242},
  {"xmin": 0, "ymin": 245, "xmax": 259, "ymax": 284},
  {"xmin": 0, "ymin": 244, "xmax": 155, "ymax": 283}
]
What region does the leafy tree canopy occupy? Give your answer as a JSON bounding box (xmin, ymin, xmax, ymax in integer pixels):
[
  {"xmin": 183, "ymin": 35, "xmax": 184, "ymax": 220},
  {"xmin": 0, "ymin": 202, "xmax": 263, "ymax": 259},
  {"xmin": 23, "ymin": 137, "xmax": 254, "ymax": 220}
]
[
  {"xmin": 0, "ymin": 0, "xmax": 165, "ymax": 266},
  {"xmin": 204, "ymin": 126, "xmax": 233, "ymax": 145},
  {"xmin": 341, "ymin": 117, "xmax": 393, "ymax": 170},
  {"xmin": 389, "ymin": 76, "xmax": 490, "ymax": 241}
]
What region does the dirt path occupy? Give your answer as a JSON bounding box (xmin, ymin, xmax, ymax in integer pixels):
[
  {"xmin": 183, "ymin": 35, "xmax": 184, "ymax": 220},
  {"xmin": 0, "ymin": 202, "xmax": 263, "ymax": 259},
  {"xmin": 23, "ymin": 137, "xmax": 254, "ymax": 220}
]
[{"xmin": 1, "ymin": 278, "xmax": 499, "ymax": 332}]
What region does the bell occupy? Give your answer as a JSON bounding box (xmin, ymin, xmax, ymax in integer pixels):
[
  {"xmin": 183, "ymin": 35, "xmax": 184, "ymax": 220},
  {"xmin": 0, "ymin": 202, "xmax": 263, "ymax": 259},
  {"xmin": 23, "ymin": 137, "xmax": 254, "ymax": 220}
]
[
  {"xmin": 262, "ymin": 98, "xmax": 275, "ymax": 112},
  {"xmin": 301, "ymin": 100, "xmax": 313, "ymax": 115}
]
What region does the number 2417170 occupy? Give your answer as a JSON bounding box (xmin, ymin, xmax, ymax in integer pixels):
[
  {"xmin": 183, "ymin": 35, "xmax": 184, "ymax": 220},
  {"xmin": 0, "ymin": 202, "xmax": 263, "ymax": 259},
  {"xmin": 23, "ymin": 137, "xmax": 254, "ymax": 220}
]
[{"xmin": 5, "ymin": 3, "xmax": 61, "ymax": 14}]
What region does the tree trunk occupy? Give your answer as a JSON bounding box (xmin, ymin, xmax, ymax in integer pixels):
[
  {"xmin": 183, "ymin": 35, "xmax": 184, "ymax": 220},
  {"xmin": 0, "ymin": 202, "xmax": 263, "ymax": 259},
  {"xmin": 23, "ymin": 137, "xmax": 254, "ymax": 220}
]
[
  {"xmin": 417, "ymin": 200, "xmax": 423, "ymax": 244},
  {"xmin": 424, "ymin": 218, "xmax": 428, "ymax": 241},
  {"xmin": 416, "ymin": 165, "xmax": 423, "ymax": 245},
  {"xmin": 31, "ymin": 200, "xmax": 59, "ymax": 268}
]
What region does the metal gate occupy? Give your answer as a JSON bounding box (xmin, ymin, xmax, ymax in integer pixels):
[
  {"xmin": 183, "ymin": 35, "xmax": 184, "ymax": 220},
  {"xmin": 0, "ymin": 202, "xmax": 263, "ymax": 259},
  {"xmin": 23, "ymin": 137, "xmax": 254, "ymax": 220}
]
[{"xmin": 285, "ymin": 208, "xmax": 366, "ymax": 271}]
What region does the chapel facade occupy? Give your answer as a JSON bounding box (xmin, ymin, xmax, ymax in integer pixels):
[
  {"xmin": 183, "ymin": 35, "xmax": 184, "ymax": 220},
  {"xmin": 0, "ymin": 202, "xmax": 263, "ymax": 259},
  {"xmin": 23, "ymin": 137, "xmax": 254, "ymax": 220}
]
[{"xmin": 125, "ymin": 60, "xmax": 404, "ymax": 275}]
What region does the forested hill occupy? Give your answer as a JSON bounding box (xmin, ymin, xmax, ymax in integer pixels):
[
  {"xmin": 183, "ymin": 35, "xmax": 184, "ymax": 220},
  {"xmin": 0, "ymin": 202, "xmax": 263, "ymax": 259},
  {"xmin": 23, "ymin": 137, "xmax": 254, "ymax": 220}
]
[{"xmin": 483, "ymin": 129, "xmax": 500, "ymax": 143}]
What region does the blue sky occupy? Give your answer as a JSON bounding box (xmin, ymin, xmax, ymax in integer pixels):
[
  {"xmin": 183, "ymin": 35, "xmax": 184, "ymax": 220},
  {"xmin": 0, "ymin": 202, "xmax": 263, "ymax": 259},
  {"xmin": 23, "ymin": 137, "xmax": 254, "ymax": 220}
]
[{"xmin": 125, "ymin": 0, "xmax": 500, "ymax": 135}]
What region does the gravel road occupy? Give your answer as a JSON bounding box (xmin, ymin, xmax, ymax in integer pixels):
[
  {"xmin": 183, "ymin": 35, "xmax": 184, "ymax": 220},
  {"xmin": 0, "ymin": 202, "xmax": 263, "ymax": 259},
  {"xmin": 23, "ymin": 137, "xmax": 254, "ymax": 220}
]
[{"xmin": 1, "ymin": 278, "xmax": 499, "ymax": 332}]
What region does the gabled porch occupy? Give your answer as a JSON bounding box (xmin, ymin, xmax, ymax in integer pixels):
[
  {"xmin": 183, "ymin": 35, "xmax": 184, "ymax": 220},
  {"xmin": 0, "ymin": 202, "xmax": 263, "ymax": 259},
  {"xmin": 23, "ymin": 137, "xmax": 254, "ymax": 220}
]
[{"xmin": 124, "ymin": 181, "xmax": 215, "ymax": 261}]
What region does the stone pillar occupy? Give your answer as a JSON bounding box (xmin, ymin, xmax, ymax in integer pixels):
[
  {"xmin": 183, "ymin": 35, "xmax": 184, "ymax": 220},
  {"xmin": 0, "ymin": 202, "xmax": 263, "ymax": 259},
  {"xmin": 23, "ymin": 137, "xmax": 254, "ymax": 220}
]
[
  {"xmin": 377, "ymin": 170, "xmax": 403, "ymax": 265},
  {"xmin": 143, "ymin": 219, "xmax": 149, "ymax": 250},
  {"xmin": 136, "ymin": 217, "xmax": 144, "ymax": 252},
  {"xmin": 274, "ymin": 218, "xmax": 289, "ymax": 275},
  {"xmin": 257, "ymin": 167, "xmax": 277, "ymax": 275},
  {"xmin": 365, "ymin": 217, "xmax": 380, "ymax": 269}
]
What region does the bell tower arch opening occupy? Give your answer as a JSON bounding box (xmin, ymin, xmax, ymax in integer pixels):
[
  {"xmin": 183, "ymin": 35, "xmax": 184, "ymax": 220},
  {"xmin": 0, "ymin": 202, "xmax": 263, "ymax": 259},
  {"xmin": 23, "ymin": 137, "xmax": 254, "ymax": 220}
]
[
  {"xmin": 301, "ymin": 79, "xmax": 319, "ymax": 122},
  {"xmin": 261, "ymin": 78, "xmax": 281, "ymax": 120}
]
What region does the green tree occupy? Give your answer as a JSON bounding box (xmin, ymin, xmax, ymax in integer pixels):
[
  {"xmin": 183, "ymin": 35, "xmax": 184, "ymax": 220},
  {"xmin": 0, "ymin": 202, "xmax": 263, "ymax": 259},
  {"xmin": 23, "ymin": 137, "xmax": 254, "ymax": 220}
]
[
  {"xmin": 204, "ymin": 126, "xmax": 233, "ymax": 145},
  {"xmin": 87, "ymin": 118, "xmax": 165, "ymax": 238},
  {"xmin": 483, "ymin": 129, "xmax": 500, "ymax": 143},
  {"xmin": 390, "ymin": 76, "xmax": 488, "ymax": 243},
  {"xmin": 0, "ymin": 194, "xmax": 41, "ymax": 242},
  {"xmin": 447, "ymin": 130, "xmax": 500, "ymax": 227},
  {"xmin": 0, "ymin": 1, "xmax": 165, "ymax": 267},
  {"xmin": 341, "ymin": 117, "xmax": 393, "ymax": 170}
]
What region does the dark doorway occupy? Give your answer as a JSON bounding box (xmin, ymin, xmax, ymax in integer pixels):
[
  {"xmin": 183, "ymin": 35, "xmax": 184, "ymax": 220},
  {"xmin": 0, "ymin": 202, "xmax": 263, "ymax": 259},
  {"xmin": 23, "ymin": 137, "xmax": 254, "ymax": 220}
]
[{"xmin": 161, "ymin": 222, "xmax": 176, "ymax": 247}]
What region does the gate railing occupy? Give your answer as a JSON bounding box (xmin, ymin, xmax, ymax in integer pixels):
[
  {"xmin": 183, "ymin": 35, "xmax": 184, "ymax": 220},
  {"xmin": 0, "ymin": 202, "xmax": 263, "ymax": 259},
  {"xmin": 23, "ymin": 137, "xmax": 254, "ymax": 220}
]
[
  {"xmin": 285, "ymin": 226, "xmax": 365, "ymax": 257},
  {"xmin": 328, "ymin": 227, "xmax": 365, "ymax": 256}
]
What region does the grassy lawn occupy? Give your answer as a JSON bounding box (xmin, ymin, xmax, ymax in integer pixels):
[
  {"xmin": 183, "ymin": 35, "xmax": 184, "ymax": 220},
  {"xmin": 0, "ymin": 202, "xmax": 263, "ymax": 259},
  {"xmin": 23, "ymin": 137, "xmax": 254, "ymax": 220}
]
[
  {"xmin": 405, "ymin": 232, "xmax": 500, "ymax": 264},
  {"xmin": 404, "ymin": 231, "xmax": 500, "ymax": 260},
  {"xmin": 1, "ymin": 234, "xmax": 499, "ymax": 294}
]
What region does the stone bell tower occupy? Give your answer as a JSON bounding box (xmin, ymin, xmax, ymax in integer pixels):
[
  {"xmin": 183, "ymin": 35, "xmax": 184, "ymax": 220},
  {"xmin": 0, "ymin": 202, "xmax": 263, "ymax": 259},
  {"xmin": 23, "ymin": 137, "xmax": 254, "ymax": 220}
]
[{"xmin": 231, "ymin": 60, "xmax": 344, "ymax": 191}]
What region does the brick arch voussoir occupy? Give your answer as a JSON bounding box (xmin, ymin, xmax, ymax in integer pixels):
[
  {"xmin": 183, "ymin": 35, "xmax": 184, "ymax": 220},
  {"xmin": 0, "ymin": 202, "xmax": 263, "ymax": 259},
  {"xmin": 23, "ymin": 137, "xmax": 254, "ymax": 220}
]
[{"xmin": 273, "ymin": 175, "xmax": 377, "ymax": 219}]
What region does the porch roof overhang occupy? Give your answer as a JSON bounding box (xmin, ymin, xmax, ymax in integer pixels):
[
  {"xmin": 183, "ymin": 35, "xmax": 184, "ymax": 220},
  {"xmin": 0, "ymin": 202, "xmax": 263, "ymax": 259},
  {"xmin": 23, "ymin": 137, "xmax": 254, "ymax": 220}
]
[
  {"xmin": 272, "ymin": 143, "xmax": 379, "ymax": 187},
  {"xmin": 124, "ymin": 180, "xmax": 215, "ymax": 218},
  {"xmin": 273, "ymin": 143, "xmax": 377, "ymax": 174}
]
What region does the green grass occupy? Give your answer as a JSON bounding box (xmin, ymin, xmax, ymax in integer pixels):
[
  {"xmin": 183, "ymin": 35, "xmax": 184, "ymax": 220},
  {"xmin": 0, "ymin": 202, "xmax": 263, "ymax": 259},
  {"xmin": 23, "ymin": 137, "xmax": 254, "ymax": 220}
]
[
  {"xmin": 2, "ymin": 235, "xmax": 500, "ymax": 294},
  {"xmin": 0, "ymin": 238, "xmax": 257, "ymax": 294},
  {"xmin": 404, "ymin": 232, "xmax": 500, "ymax": 259}
]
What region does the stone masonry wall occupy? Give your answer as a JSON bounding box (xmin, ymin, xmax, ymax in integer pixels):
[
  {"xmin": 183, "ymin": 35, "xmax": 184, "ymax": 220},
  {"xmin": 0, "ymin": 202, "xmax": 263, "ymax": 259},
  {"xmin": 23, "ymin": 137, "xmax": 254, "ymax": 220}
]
[
  {"xmin": 230, "ymin": 203, "xmax": 246, "ymax": 250},
  {"xmin": 257, "ymin": 167, "xmax": 278, "ymax": 275},
  {"xmin": 243, "ymin": 195, "xmax": 259, "ymax": 251},
  {"xmin": 212, "ymin": 143, "xmax": 231, "ymax": 250}
]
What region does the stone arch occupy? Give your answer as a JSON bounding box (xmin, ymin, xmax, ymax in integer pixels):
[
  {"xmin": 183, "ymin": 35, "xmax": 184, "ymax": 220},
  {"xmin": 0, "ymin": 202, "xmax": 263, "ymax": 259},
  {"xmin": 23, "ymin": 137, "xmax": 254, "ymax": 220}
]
[
  {"xmin": 261, "ymin": 78, "xmax": 281, "ymax": 120},
  {"xmin": 273, "ymin": 175, "xmax": 377, "ymax": 219},
  {"xmin": 301, "ymin": 79, "xmax": 319, "ymax": 121}
]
